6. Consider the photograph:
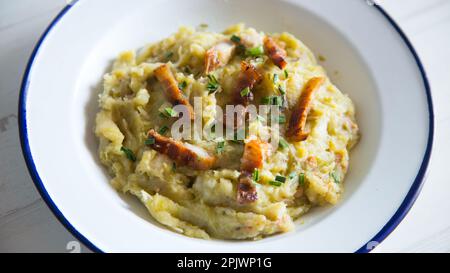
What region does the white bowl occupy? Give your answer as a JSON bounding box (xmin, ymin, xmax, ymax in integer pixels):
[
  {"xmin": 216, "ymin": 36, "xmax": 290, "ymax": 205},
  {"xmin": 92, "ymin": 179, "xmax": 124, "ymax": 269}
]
[{"xmin": 19, "ymin": 0, "xmax": 433, "ymax": 252}]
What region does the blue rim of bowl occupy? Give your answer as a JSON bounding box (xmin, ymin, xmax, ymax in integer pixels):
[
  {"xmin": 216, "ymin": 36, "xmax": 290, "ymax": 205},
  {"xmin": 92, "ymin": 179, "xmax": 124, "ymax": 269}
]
[{"xmin": 18, "ymin": 0, "xmax": 434, "ymax": 253}]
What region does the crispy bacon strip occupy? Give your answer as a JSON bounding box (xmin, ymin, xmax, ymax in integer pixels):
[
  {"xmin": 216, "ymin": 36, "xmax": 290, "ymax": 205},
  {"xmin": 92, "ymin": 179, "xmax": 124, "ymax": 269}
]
[
  {"xmin": 286, "ymin": 77, "xmax": 325, "ymax": 141},
  {"xmin": 154, "ymin": 64, "xmax": 194, "ymax": 120},
  {"xmin": 263, "ymin": 36, "xmax": 287, "ymax": 69},
  {"xmin": 223, "ymin": 62, "xmax": 262, "ymax": 129},
  {"xmin": 232, "ymin": 61, "xmax": 263, "ymax": 106},
  {"xmin": 204, "ymin": 41, "xmax": 235, "ymax": 74},
  {"xmin": 146, "ymin": 130, "xmax": 216, "ymax": 170},
  {"xmin": 237, "ymin": 139, "xmax": 270, "ymax": 204},
  {"xmin": 240, "ymin": 139, "xmax": 268, "ymax": 173}
]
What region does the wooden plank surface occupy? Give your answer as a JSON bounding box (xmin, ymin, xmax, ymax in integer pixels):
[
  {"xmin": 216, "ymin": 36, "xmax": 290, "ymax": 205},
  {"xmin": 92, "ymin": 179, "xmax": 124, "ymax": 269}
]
[{"xmin": 0, "ymin": 0, "xmax": 449, "ymax": 252}]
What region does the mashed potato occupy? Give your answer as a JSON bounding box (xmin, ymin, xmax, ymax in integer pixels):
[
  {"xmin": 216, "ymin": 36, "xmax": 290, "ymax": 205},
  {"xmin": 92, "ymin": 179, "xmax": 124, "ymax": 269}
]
[{"xmin": 95, "ymin": 24, "xmax": 359, "ymax": 240}]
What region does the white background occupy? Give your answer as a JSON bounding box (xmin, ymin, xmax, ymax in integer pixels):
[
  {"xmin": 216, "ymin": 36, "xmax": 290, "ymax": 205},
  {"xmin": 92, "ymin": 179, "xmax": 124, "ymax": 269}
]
[{"xmin": 0, "ymin": 0, "xmax": 449, "ymax": 253}]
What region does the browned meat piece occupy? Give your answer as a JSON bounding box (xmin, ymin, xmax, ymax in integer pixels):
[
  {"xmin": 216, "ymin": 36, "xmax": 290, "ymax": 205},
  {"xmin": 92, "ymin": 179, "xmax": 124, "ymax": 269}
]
[
  {"xmin": 223, "ymin": 62, "xmax": 262, "ymax": 129},
  {"xmin": 286, "ymin": 77, "xmax": 325, "ymax": 141},
  {"xmin": 236, "ymin": 139, "xmax": 270, "ymax": 204},
  {"xmin": 240, "ymin": 139, "xmax": 267, "ymax": 173},
  {"xmin": 232, "ymin": 61, "xmax": 262, "ymax": 106},
  {"xmin": 263, "ymin": 36, "xmax": 287, "ymax": 69},
  {"xmin": 154, "ymin": 64, "xmax": 194, "ymax": 120},
  {"xmin": 146, "ymin": 130, "xmax": 216, "ymax": 170},
  {"xmin": 204, "ymin": 41, "xmax": 235, "ymax": 74},
  {"xmin": 237, "ymin": 174, "xmax": 258, "ymax": 204}
]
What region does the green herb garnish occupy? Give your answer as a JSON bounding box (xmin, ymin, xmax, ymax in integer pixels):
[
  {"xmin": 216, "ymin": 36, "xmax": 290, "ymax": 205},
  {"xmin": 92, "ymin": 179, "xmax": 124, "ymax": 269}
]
[
  {"xmin": 252, "ymin": 169, "xmax": 260, "ymax": 182},
  {"xmin": 207, "ymin": 74, "xmax": 220, "ymax": 93},
  {"xmin": 165, "ymin": 52, "xmax": 174, "ymax": 59},
  {"xmin": 275, "ymin": 175, "xmax": 286, "ymax": 183},
  {"xmin": 274, "ymin": 96, "xmax": 283, "ymax": 106},
  {"xmin": 279, "ymin": 138, "xmax": 289, "ymax": 149},
  {"xmin": 162, "ymin": 107, "xmax": 178, "ymax": 118},
  {"xmin": 261, "ymin": 96, "xmax": 283, "ymax": 106},
  {"xmin": 273, "ymin": 74, "xmax": 279, "ymax": 84},
  {"xmin": 299, "ymin": 173, "xmax": 305, "ymax": 186},
  {"xmin": 178, "ymin": 81, "xmax": 187, "ymax": 90},
  {"xmin": 216, "ymin": 141, "xmax": 225, "ymax": 154},
  {"xmin": 284, "ymin": 69, "xmax": 289, "ymax": 78},
  {"xmin": 240, "ymin": 87, "xmax": 251, "ymax": 97},
  {"xmin": 121, "ymin": 147, "xmax": 136, "ymax": 162},
  {"xmin": 278, "ymin": 85, "xmax": 286, "ymax": 95},
  {"xmin": 230, "ymin": 34, "xmax": 241, "ymax": 43},
  {"xmin": 158, "ymin": 126, "xmax": 169, "ymax": 135},
  {"xmin": 256, "ymin": 115, "xmax": 266, "ymax": 122},
  {"xmin": 246, "ymin": 45, "xmax": 264, "ymax": 57},
  {"xmin": 278, "ymin": 115, "xmax": 286, "ymax": 124},
  {"xmin": 269, "ymin": 181, "xmax": 283, "ymax": 187},
  {"xmin": 144, "ymin": 137, "xmax": 155, "ymax": 145},
  {"xmin": 331, "ymin": 172, "xmax": 340, "ymax": 184}
]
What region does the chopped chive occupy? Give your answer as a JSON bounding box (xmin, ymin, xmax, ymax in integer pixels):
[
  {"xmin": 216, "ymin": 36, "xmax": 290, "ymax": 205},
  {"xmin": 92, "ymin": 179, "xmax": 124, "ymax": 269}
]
[
  {"xmin": 162, "ymin": 107, "xmax": 178, "ymax": 118},
  {"xmin": 278, "ymin": 85, "xmax": 286, "ymax": 95},
  {"xmin": 261, "ymin": 96, "xmax": 271, "ymax": 105},
  {"xmin": 121, "ymin": 147, "xmax": 136, "ymax": 162},
  {"xmin": 165, "ymin": 52, "xmax": 174, "ymax": 59},
  {"xmin": 240, "ymin": 87, "xmax": 251, "ymax": 97},
  {"xmin": 284, "ymin": 69, "xmax": 289, "ymax": 78},
  {"xmin": 158, "ymin": 126, "xmax": 169, "ymax": 135},
  {"xmin": 269, "ymin": 181, "xmax": 283, "ymax": 187},
  {"xmin": 278, "ymin": 115, "xmax": 286, "ymax": 124},
  {"xmin": 261, "ymin": 96, "xmax": 283, "ymax": 106},
  {"xmin": 275, "ymin": 175, "xmax": 286, "ymax": 183},
  {"xmin": 230, "ymin": 34, "xmax": 241, "ymax": 43},
  {"xmin": 274, "ymin": 96, "xmax": 283, "ymax": 106},
  {"xmin": 331, "ymin": 172, "xmax": 340, "ymax": 184},
  {"xmin": 207, "ymin": 74, "xmax": 220, "ymax": 93},
  {"xmin": 216, "ymin": 141, "xmax": 225, "ymax": 154},
  {"xmin": 279, "ymin": 138, "xmax": 289, "ymax": 149},
  {"xmin": 273, "ymin": 74, "xmax": 279, "ymax": 84},
  {"xmin": 256, "ymin": 115, "xmax": 266, "ymax": 122},
  {"xmin": 159, "ymin": 112, "xmax": 168, "ymax": 119},
  {"xmin": 252, "ymin": 169, "xmax": 260, "ymax": 182},
  {"xmin": 178, "ymin": 81, "xmax": 187, "ymax": 90},
  {"xmin": 299, "ymin": 173, "xmax": 305, "ymax": 186},
  {"xmin": 246, "ymin": 45, "xmax": 264, "ymax": 57},
  {"xmin": 172, "ymin": 162, "xmax": 177, "ymax": 170},
  {"xmin": 236, "ymin": 44, "xmax": 246, "ymax": 56},
  {"xmin": 144, "ymin": 136, "xmax": 155, "ymax": 145}
]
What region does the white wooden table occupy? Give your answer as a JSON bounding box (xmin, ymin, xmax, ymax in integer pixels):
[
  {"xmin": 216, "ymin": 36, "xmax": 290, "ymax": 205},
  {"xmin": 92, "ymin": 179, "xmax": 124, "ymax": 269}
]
[{"xmin": 1, "ymin": 0, "xmax": 449, "ymax": 253}]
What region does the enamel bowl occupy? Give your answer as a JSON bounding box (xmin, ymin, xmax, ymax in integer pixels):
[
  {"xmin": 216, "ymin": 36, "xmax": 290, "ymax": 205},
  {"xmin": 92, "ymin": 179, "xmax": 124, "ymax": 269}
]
[{"xmin": 19, "ymin": 0, "xmax": 433, "ymax": 252}]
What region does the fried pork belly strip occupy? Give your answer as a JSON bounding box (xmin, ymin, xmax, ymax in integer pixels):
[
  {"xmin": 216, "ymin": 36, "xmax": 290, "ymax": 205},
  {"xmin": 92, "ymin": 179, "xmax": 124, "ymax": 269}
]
[
  {"xmin": 154, "ymin": 64, "xmax": 194, "ymax": 120},
  {"xmin": 204, "ymin": 41, "xmax": 235, "ymax": 74},
  {"xmin": 286, "ymin": 77, "xmax": 325, "ymax": 141},
  {"xmin": 263, "ymin": 36, "xmax": 287, "ymax": 69},
  {"xmin": 237, "ymin": 139, "xmax": 270, "ymax": 204},
  {"xmin": 146, "ymin": 130, "xmax": 216, "ymax": 170},
  {"xmin": 232, "ymin": 61, "xmax": 262, "ymax": 106}
]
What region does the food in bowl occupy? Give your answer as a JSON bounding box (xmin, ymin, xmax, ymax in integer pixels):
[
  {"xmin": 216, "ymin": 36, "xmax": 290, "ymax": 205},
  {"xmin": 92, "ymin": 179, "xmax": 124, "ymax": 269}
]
[{"xmin": 94, "ymin": 23, "xmax": 359, "ymax": 240}]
